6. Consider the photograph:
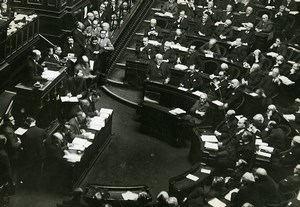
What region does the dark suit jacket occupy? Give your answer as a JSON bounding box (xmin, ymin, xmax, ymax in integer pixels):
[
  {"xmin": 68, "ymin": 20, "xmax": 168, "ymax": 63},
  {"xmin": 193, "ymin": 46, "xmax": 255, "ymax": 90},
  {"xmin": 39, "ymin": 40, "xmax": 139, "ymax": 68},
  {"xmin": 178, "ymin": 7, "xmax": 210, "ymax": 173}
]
[
  {"xmin": 22, "ymin": 126, "xmax": 47, "ymax": 164},
  {"xmin": 214, "ymin": 25, "xmax": 234, "ymax": 40},
  {"xmin": 182, "ymin": 51, "xmax": 201, "ymax": 68},
  {"xmin": 183, "ymin": 4, "xmax": 197, "ymax": 19},
  {"xmin": 0, "ymin": 149, "xmax": 11, "ymax": 185},
  {"xmin": 147, "ymin": 61, "xmax": 170, "ymax": 83},
  {"xmin": 161, "ymin": 48, "xmax": 176, "ymax": 64},
  {"xmin": 144, "ymin": 26, "xmax": 163, "ymax": 41},
  {"xmin": 279, "ymin": 174, "xmax": 300, "ymax": 192},
  {"xmin": 227, "ymin": 45, "xmax": 248, "ymax": 63},
  {"xmin": 259, "ymin": 76, "xmax": 281, "ymax": 97},
  {"xmin": 195, "ymin": 19, "xmax": 213, "ymax": 36},
  {"xmin": 244, "ymin": 71, "xmax": 264, "ymax": 88},
  {"xmin": 232, "ymin": 182, "xmax": 263, "ymax": 207},
  {"xmin": 263, "ymin": 127, "xmax": 286, "ymax": 152},
  {"xmin": 256, "ymin": 20, "xmax": 273, "ymax": 33},
  {"xmin": 236, "ymin": 141, "xmax": 255, "ymax": 164},
  {"xmin": 161, "ymin": 1, "xmax": 178, "ymax": 16},
  {"xmin": 256, "ymin": 175, "xmax": 282, "ymax": 205},
  {"xmin": 22, "ymin": 57, "xmax": 44, "ymax": 84},
  {"xmin": 218, "ymin": 11, "xmax": 235, "ymax": 22},
  {"xmin": 63, "ymin": 42, "xmax": 82, "ymax": 58},
  {"xmin": 268, "ymin": 44, "xmax": 288, "ymax": 58},
  {"xmin": 237, "ymin": 13, "xmax": 256, "ymax": 26},
  {"xmin": 172, "ymin": 17, "xmax": 189, "ymax": 31},
  {"xmin": 240, "ymin": 30, "xmax": 256, "ymax": 46},
  {"xmin": 168, "ymin": 32, "xmax": 187, "ymax": 46},
  {"xmin": 136, "ymin": 44, "xmax": 156, "ymax": 60},
  {"xmin": 282, "ymin": 0, "xmax": 298, "ymax": 10},
  {"xmin": 199, "ymin": 43, "xmax": 221, "ymax": 57},
  {"xmin": 261, "ymin": 0, "xmax": 281, "ymax": 7},
  {"xmin": 69, "ymin": 117, "xmax": 87, "ymax": 140},
  {"xmin": 65, "ymin": 77, "xmax": 88, "ymax": 98},
  {"xmin": 73, "ymin": 29, "xmax": 86, "ymax": 50},
  {"xmin": 181, "ymin": 71, "xmax": 204, "ymax": 91},
  {"xmin": 189, "ymin": 101, "xmax": 210, "ymax": 124},
  {"xmin": 225, "ymin": 86, "xmax": 244, "ymax": 109},
  {"xmin": 244, "ymin": 53, "xmax": 267, "ymax": 68}
]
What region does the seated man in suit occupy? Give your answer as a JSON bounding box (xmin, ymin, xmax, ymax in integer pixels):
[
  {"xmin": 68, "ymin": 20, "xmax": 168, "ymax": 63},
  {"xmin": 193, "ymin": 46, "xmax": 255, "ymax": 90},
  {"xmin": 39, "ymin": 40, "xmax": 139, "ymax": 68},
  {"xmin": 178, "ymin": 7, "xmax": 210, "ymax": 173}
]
[
  {"xmin": 243, "ymin": 49, "xmax": 266, "ymax": 69},
  {"xmin": 279, "ymin": 163, "xmax": 300, "ymax": 193},
  {"xmin": 183, "ymin": 93, "xmax": 210, "ymax": 126},
  {"xmin": 160, "ymin": 41, "xmax": 176, "ymax": 64},
  {"xmin": 44, "ymin": 46, "xmax": 64, "ymax": 64},
  {"xmin": 161, "ymin": 0, "xmax": 178, "ymax": 16},
  {"xmin": 65, "ymin": 68, "xmax": 88, "ymax": 99},
  {"xmin": 136, "ymin": 36, "xmax": 156, "ymax": 61},
  {"xmin": 144, "ymin": 18, "xmax": 162, "ymax": 41},
  {"xmin": 223, "ymin": 79, "xmax": 244, "ymax": 109},
  {"xmin": 271, "ymin": 55, "xmax": 289, "ymax": 74},
  {"xmin": 227, "ymin": 38, "xmax": 248, "ymax": 64},
  {"xmin": 214, "ymin": 63, "xmax": 236, "ymax": 80},
  {"xmin": 146, "ymin": 54, "xmax": 171, "ymax": 84},
  {"xmin": 202, "ymin": 1, "xmax": 217, "ymax": 22},
  {"xmin": 194, "ymin": 13, "xmax": 213, "ymax": 37},
  {"xmin": 255, "ymin": 14, "xmax": 273, "ymax": 35},
  {"xmin": 22, "ymin": 49, "xmax": 46, "ymax": 85},
  {"xmin": 180, "ymin": 45, "xmax": 201, "ymax": 68},
  {"xmin": 180, "ymin": 64, "xmax": 204, "ymax": 91},
  {"xmin": 199, "ymin": 38, "xmax": 221, "ymax": 57},
  {"xmin": 172, "ymin": 10, "xmax": 189, "ymax": 31},
  {"xmin": 168, "ymin": 28, "xmax": 187, "ymax": 46},
  {"xmin": 242, "ymin": 63, "xmax": 264, "ymax": 89},
  {"xmin": 183, "ymin": 0, "xmax": 197, "ymax": 20},
  {"xmin": 214, "ymin": 109, "xmax": 238, "ymax": 140},
  {"xmin": 240, "ymin": 23, "xmax": 255, "ymax": 48},
  {"xmin": 258, "ymin": 68, "xmax": 281, "ymax": 98},
  {"xmin": 216, "ymin": 4, "xmax": 235, "ymax": 24},
  {"xmin": 262, "ymin": 120, "xmax": 286, "ymax": 153},
  {"xmin": 236, "ymin": 6, "xmax": 256, "ymax": 26},
  {"xmin": 69, "ymin": 111, "xmax": 88, "ymax": 140},
  {"xmin": 63, "ymin": 36, "xmax": 82, "ymax": 58},
  {"xmin": 282, "ymin": 0, "xmax": 298, "ymax": 11},
  {"xmin": 268, "ymin": 38, "xmax": 288, "ymax": 58},
  {"xmin": 214, "ymin": 19, "xmax": 233, "ymax": 40},
  {"xmin": 273, "ymin": 5, "xmax": 289, "ymax": 37},
  {"xmin": 208, "ymin": 70, "xmax": 229, "ymax": 96}
]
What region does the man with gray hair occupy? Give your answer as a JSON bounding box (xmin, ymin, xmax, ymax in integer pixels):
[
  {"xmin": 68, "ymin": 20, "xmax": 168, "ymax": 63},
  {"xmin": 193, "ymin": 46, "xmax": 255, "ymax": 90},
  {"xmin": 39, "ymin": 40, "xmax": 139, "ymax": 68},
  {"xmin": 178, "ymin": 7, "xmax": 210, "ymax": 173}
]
[
  {"xmin": 255, "ymin": 14, "xmax": 273, "ymax": 33},
  {"xmin": 144, "ymin": 18, "xmax": 162, "ymax": 41},
  {"xmin": 23, "ymin": 49, "xmax": 46, "ymax": 84},
  {"xmin": 146, "ymin": 54, "xmax": 170, "ymax": 84}
]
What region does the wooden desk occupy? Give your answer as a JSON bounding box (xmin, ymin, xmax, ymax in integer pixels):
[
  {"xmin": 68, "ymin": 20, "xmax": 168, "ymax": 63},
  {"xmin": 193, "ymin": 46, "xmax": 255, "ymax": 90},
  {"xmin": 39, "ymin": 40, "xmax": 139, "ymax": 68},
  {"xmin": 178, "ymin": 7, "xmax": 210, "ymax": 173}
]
[{"xmin": 13, "ymin": 65, "xmax": 67, "ymax": 127}]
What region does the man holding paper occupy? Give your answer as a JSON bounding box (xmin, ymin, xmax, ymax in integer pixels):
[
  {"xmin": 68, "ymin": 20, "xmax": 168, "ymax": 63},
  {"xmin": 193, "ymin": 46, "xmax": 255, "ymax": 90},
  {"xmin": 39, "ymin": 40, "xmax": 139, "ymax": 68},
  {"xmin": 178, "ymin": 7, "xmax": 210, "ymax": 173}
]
[{"xmin": 69, "ymin": 111, "xmax": 89, "ymax": 140}]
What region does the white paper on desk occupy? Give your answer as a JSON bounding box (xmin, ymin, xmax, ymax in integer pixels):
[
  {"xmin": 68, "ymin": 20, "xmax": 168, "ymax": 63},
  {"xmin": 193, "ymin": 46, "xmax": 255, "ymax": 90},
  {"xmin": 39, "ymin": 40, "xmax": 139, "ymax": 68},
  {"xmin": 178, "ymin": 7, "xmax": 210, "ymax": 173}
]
[
  {"xmin": 42, "ymin": 70, "xmax": 60, "ymax": 81},
  {"xmin": 178, "ymin": 87, "xmax": 188, "ymax": 91},
  {"xmin": 212, "ymin": 100, "xmax": 224, "ymax": 106},
  {"xmin": 201, "ymin": 135, "xmax": 218, "ymax": 143},
  {"xmin": 169, "ymin": 108, "xmax": 186, "ymax": 115},
  {"xmin": 289, "ymin": 11, "xmax": 299, "ymax": 15},
  {"xmin": 225, "ymin": 188, "xmax": 239, "ymax": 201},
  {"xmin": 266, "ymin": 52, "xmax": 279, "ymax": 58},
  {"xmin": 99, "ymin": 113, "xmax": 110, "ymax": 119},
  {"xmin": 205, "ymin": 53, "xmax": 214, "ymax": 58},
  {"xmin": 186, "ymin": 174, "xmax": 199, "ymax": 181},
  {"xmin": 155, "ymin": 12, "xmax": 164, "ymax": 16},
  {"xmin": 208, "ymin": 198, "xmax": 226, "ymax": 207},
  {"xmin": 122, "ymin": 191, "xmax": 139, "ymax": 201},
  {"xmin": 192, "ymin": 91, "xmax": 206, "ymax": 97},
  {"xmin": 163, "ymin": 12, "xmax": 173, "ymax": 17},
  {"xmin": 84, "ymin": 132, "xmax": 95, "ymax": 140},
  {"xmin": 69, "ymin": 97, "xmax": 79, "ymax": 102},
  {"xmin": 249, "ymin": 92, "xmax": 258, "ymax": 97},
  {"xmin": 201, "ymin": 168, "xmax": 211, "ymax": 174},
  {"xmin": 256, "ymin": 150, "xmax": 272, "ymax": 158},
  {"xmin": 255, "ymin": 139, "xmax": 263, "ymax": 145},
  {"xmin": 148, "ymin": 40, "xmax": 162, "ymax": 46},
  {"xmin": 100, "ymin": 108, "xmax": 113, "ymax": 115},
  {"xmin": 204, "ymin": 142, "xmax": 219, "ymax": 151},
  {"xmin": 259, "ymin": 145, "xmax": 274, "ymax": 153},
  {"xmin": 283, "ymin": 114, "xmax": 296, "ymax": 121},
  {"xmin": 279, "ymin": 76, "xmax": 295, "ymax": 85},
  {"xmin": 15, "ymin": 127, "xmax": 28, "ymax": 136},
  {"xmin": 72, "ymin": 137, "xmax": 88, "ymax": 147},
  {"xmin": 89, "ymin": 60, "xmax": 94, "ymax": 70},
  {"xmin": 63, "ymin": 153, "xmax": 82, "ymax": 163},
  {"xmin": 68, "ymin": 144, "xmax": 85, "ymax": 151},
  {"xmin": 174, "ymin": 64, "xmax": 188, "ymax": 71}
]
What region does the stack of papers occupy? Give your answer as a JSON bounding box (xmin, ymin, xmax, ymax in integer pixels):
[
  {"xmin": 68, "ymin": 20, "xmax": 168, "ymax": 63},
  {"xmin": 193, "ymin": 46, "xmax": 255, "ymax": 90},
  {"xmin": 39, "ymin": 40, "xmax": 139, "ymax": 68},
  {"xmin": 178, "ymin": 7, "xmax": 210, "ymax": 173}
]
[
  {"xmin": 15, "ymin": 127, "xmax": 28, "ymax": 136},
  {"xmin": 148, "ymin": 40, "xmax": 162, "ymax": 46},
  {"xmin": 171, "ymin": 45, "xmax": 189, "ymax": 52},
  {"xmin": 256, "ymin": 150, "xmax": 272, "ymax": 158},
  {"xmin": 84, "ymin": 132, "xmax": 95, "ymax": 140},
  {"xmin": 63, "ymin": 153, "xmax": 82, "ymax": 163},
  {"xmin": 174, "ymin": 64, "xmax": 188, "ymax": 70},
  {"xmin": 266, "ymin": 52, "xmax": 278, "ymax": 57},
  {"xmin": 201, "ymin": 135, "xmax": 218, "ymax": 143},
  {"xmin": 201, "ymin": 168, "xmax": 211, "ymax": 174},
  {"xmin": 41, "ymin": 70, "xmax": 60, "ymax": 81},
  {"xmin": 88, "ymin": 116, "xmax": 106, "ymax": 130},
  {"xmin": 212, "ymin": 100, "xmax": 224, "ymax": 106},
  {"xmin": 204, "ymin": 142, "xmax": 218, "ymax": 151},
  {"xmin": 154, "ymin": 12, "xmax": 173, "ymax": 17},
  {"xmin": 255, "ymin": 139, "xmax": 268, "ymax": 146},
  {"xmin": 60, "ymin": 96, "xmax": 79, "ymax": 102},
  {"xmin": 122, "ymin": 191, "xmax": 139, "ymax": 200},
  {"xmin": 192, "ymin": 91, "xmax": 206, "ymax": 97},
  {"xmin": 99, "ymin": 113, "xmax": 110, "ymax": 119},
  {"xmin": 186, "ymin": 174, "xmax": 199, "ymax": 181},
  {"xmin": 225, "ymin": 188, "xmax": 239, "ymax": 201},
  {"xmin": 169, "ymin": 108, "xmax": 186, "ymax": 115},
  {"xmin": 208, "ymin": 198, "xmax": 226, "ymax": 207},
  {"xmin": 258, "ymin": 145, "xmax": 274, "ymax": 153},
  {"xmin": 283, "ymin": 114, "xmax": 296, "ymax": 121},
  {"xmin": 279, "ymin": 76, "xmax": 295, "ymax": 85},
  {"xmin": 100, "ymin": 108, "xmax": 113, "ymax": 115},
  {"xmin": 205, "ymin": 53, "xmax": 214, "ymax": 58},
  {"xmin": 178, "ymin": 87, "xmax": 188, "ymax": 91},
  {"xmin": 72, "ymin": 137, "xmax": 92, "ymax": 148}
]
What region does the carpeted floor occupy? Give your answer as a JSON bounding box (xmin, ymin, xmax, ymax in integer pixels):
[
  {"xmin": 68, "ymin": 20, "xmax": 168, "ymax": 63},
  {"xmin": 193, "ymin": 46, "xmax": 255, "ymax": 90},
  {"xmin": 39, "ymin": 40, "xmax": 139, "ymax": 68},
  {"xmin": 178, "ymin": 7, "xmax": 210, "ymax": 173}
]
[{"xmin": 9, "ymin": 91, "xmax": 192, "ymax": 206}]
